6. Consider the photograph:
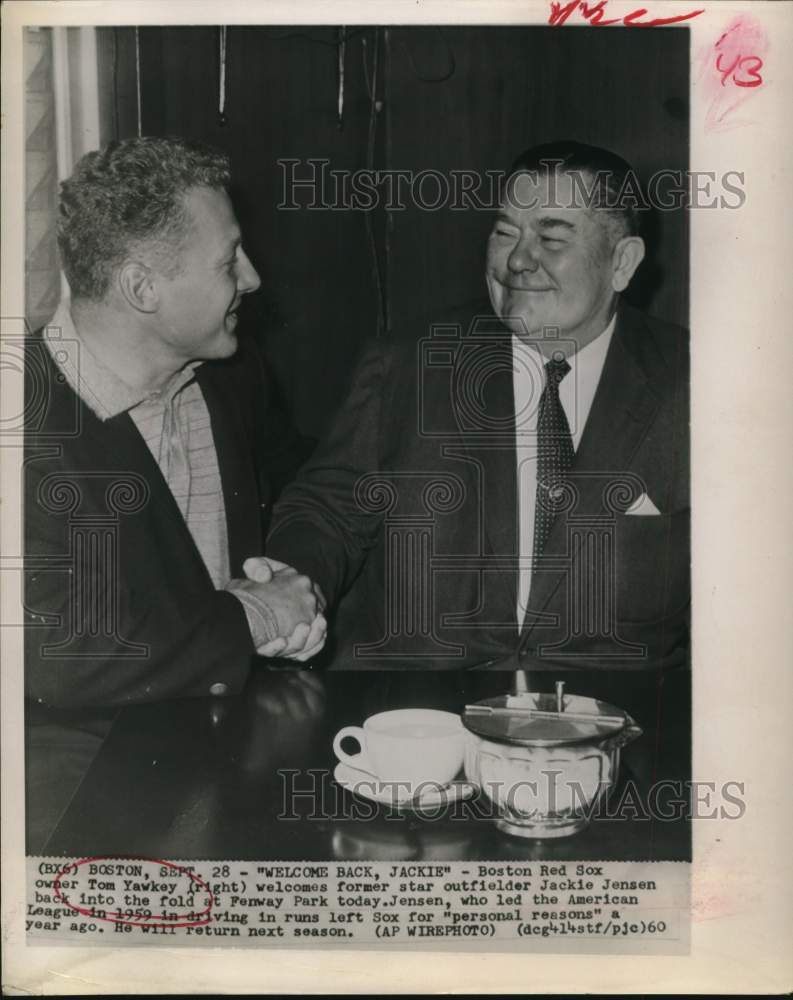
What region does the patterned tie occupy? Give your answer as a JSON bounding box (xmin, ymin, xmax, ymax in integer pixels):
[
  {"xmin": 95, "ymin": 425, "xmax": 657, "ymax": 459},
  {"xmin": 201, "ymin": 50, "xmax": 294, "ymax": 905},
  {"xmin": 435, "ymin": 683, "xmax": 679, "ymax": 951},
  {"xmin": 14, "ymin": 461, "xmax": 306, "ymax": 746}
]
[{"xmin": 533, "ymin": 356, "xmax": 574, "ymax": 566}]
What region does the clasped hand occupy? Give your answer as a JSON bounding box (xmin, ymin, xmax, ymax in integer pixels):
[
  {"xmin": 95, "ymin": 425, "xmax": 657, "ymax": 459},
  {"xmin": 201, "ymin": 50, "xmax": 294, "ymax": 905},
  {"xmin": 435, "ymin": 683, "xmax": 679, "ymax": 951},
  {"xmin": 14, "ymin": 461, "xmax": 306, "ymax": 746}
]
[{"xmin": 239, "ymin": 556, "xmax": 327, "ymax": 661}]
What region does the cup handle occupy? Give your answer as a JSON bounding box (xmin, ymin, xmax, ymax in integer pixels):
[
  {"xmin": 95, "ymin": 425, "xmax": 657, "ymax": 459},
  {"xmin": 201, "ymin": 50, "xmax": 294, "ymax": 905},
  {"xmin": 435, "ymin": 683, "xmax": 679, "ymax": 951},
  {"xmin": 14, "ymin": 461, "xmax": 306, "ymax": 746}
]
[{"xmin": 332, "ymin": 726, "xmax": 374, "ymax": 776}]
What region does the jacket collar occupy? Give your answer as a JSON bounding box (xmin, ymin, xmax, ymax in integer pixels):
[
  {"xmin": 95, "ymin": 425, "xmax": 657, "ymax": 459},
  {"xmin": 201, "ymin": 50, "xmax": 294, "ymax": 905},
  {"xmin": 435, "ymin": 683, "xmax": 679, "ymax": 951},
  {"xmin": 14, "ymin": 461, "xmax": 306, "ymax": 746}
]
[{"xmin": 523, "ymin": 301, "xmax": 666, "ymax": 634}]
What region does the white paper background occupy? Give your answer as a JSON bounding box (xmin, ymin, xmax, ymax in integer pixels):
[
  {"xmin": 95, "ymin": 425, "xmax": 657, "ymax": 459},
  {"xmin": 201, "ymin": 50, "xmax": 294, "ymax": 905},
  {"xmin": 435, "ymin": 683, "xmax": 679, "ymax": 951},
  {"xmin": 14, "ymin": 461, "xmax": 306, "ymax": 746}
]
[{"xmin": 2, "ymin": 0, "xmax": 792, "ymax": 993}]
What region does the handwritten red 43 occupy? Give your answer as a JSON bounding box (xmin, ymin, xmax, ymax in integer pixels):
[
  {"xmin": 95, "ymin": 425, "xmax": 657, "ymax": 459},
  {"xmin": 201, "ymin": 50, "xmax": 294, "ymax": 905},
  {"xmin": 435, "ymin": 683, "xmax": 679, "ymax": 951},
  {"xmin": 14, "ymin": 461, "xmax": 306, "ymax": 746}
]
[{"xmin": 716, "ymin": 50, "xmax": 763, "ymax": 89}]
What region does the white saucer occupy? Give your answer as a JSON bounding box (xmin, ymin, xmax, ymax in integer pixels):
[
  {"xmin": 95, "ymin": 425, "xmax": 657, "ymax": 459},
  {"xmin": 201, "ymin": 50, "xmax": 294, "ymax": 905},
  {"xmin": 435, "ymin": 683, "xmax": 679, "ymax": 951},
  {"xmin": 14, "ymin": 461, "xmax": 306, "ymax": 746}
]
[{"xmin": 333, "ymin": 762, "xmax": 475, "ymax": 811}]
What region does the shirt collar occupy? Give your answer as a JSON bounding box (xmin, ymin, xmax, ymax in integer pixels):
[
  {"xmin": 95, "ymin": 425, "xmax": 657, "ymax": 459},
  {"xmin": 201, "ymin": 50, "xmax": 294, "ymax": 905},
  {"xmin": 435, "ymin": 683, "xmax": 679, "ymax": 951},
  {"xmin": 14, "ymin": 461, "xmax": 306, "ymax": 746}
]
[
  {"xmin": 43, "ymin": 299, "xmax": 201, "ymax": 421},
  {"xmin": 566, "ymin": 312, "xmax": 616, "ymax": 382},
  {"xmin": 510, "ymin": 313, "xmax": 617, "ymax": 440},
  {"xmin": 510, "ymin": 312, "xmax": 617, "ymax": 374}
]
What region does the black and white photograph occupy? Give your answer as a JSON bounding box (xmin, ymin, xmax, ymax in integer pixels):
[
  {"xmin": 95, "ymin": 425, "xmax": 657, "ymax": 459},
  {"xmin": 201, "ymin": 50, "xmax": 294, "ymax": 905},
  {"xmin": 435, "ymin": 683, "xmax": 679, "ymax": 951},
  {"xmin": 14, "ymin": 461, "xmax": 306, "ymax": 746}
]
[{"xmin": 2, "ymin": 0, "xmax": 791, "ymax": 994}]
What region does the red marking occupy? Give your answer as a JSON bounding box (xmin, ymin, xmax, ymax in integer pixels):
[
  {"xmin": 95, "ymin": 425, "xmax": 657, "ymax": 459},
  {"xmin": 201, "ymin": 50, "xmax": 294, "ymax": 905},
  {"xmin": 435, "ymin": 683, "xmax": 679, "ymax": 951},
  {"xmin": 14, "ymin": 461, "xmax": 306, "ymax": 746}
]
[
  {"xmin": 731, "ymin": 57, "xmax": 763, "ymax": 88},
  {"xmin": 548, "ymin": 0, "xmax": 704, "ymax": 27},
  {"xmin": 53, "ymin": 856, "xmax": 215, "ymax": 929},
  {"xmin": 576, "ymin": 1, "xmax": 620, "ymax": 25},
  {"xmin": 715, "ymin": 50, "xmax": 763, "ymax": 89},
  {"xmin": 700, "ymin": 15, "xmax": 768, "ymax": 132}
]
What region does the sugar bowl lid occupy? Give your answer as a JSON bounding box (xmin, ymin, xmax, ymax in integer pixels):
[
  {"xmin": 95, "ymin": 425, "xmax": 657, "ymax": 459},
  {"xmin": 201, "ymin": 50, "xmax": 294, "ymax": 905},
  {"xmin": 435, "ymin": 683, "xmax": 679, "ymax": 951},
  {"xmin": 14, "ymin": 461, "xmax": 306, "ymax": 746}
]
[{"xmin": 462, "ymin": 690, "xmax": 631, "ymax": 747}]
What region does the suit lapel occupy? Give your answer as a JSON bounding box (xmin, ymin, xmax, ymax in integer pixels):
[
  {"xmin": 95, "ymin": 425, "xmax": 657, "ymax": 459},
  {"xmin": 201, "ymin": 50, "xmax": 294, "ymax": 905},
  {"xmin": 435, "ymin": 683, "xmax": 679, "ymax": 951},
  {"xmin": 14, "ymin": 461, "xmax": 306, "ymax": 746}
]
[
  {"xmin": 523, "ymin": 305, "xmax": 663, "ymax": 631},
  {"xmin": 449, "ymin": 327, "xmax": 518, "ymax": 623},
  {"xmin": 571, "ymin": 307, "xmax": 660, "ymax": 478}
]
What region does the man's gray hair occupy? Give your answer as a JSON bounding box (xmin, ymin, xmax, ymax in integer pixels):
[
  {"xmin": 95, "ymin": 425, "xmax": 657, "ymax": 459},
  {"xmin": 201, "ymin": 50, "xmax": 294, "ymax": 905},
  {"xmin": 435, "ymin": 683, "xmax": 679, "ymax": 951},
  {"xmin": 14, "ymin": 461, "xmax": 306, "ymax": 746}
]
[
  {"xmin": 57, "ymin": 135, "xmax": 231, "ymax": 301},
  {"xmin": 509, "ymin": 140, "xmax": 644, "ymax": 243}
]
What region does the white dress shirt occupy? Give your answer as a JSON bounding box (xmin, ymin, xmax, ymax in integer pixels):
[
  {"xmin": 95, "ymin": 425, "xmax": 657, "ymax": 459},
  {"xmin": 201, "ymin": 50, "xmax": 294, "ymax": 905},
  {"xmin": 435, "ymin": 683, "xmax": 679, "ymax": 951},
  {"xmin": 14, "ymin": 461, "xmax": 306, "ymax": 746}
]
[{"xmin": 512, "ymin": 315, "xmax": 616, "ymax": 630}]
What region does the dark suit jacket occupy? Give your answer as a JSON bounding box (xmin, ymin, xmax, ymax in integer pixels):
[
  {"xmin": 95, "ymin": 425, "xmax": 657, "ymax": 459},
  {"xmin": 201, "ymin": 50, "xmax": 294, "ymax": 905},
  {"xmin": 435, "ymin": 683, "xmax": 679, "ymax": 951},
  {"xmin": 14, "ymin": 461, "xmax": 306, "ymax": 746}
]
[
  {"xmin": 24, "ymin": 331, "xmax": 304, "ymax": 708},
  {"xmin": 267, "ymin": 302, "xmax": 689, "ymax": 670}
]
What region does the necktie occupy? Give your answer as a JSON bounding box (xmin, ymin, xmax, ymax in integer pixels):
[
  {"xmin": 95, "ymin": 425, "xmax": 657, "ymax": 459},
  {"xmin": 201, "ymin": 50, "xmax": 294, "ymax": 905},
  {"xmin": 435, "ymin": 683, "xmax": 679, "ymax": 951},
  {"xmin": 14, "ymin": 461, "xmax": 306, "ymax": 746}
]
[{"xmin": 533, "ymin": 356, "xmax": 573, "ymax": 565}]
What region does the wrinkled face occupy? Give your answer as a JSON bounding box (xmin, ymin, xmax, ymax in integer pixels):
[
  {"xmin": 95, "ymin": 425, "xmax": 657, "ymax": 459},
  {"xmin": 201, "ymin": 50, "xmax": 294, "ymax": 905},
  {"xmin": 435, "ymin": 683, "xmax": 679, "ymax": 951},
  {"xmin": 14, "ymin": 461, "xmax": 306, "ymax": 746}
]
[
  {"xmin": 154, "ymin": 186, "xmax": 260, "ymax": 363},
  {"xmin": 486, "ymin": 170, "xmax": 622, "ymax": 352}
]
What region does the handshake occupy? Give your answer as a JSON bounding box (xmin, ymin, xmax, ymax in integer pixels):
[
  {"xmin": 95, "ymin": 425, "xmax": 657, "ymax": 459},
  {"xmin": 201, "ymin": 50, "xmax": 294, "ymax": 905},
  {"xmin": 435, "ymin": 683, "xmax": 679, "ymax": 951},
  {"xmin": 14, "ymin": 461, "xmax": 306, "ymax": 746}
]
[{"xmin": 233, "ymin": 557, "xmax": 327, "ymax": 662}]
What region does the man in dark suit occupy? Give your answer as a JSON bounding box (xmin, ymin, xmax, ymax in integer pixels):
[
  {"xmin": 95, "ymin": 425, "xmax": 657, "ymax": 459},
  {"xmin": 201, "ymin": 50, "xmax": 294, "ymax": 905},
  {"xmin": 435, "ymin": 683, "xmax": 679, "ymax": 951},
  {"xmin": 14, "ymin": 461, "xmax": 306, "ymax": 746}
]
[
  {"xmin": 267, "ymin": 141, "xmax": 689, "ymax": 670},
  {"xmin": 24, "ymin": 136, "xmax": 326, "ymax": 712}
]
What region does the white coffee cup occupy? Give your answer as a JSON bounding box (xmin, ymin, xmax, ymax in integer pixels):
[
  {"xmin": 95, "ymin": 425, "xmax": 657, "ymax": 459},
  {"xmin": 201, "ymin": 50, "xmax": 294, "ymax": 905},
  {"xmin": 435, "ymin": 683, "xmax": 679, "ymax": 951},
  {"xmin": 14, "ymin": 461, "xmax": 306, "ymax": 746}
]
[{"xmin": 333, "ymin": 708, "xmax": 464, "ymax": 795}]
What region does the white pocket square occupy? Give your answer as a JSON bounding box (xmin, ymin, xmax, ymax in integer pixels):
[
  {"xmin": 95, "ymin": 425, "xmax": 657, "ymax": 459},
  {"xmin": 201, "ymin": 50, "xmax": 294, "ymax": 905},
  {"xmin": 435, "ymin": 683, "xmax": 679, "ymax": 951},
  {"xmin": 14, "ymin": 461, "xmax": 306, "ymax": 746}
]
[{"xmin": 625, "ymin": 492, "xmax": 661, "ymax": 516}]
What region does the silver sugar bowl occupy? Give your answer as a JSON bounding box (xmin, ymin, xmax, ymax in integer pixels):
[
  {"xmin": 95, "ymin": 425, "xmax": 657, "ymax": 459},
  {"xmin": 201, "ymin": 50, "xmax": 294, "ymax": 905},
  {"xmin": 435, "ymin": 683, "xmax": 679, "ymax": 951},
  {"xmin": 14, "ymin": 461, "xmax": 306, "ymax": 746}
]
[{"xmin": 462, "ymin": 685, "xmax": 642, "ymax": 839}]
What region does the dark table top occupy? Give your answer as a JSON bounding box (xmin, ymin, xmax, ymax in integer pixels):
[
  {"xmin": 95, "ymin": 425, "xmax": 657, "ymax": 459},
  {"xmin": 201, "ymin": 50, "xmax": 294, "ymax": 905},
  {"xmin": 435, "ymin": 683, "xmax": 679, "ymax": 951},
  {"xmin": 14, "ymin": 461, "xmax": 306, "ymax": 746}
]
[{"xmin": 34, "ymin": 667, "xmax": 691, "ymax": 863}]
